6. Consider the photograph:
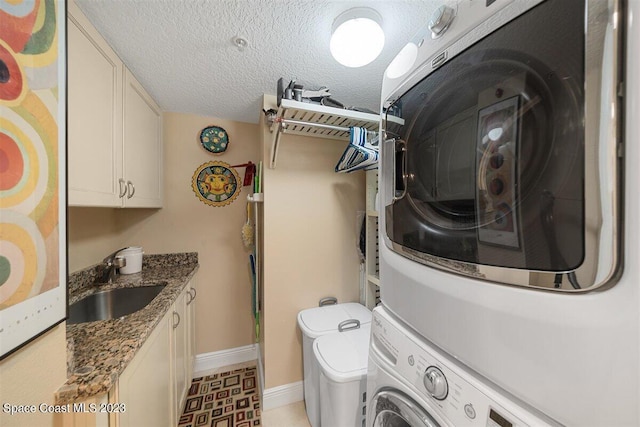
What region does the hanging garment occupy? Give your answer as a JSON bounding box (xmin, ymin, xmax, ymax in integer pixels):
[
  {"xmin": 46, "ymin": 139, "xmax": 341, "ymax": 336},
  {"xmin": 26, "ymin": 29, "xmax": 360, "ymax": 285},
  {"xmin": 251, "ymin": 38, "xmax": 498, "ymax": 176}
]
[{"xmin": 335, "ymin": 127, "xmax": 379, "ymax": 173}]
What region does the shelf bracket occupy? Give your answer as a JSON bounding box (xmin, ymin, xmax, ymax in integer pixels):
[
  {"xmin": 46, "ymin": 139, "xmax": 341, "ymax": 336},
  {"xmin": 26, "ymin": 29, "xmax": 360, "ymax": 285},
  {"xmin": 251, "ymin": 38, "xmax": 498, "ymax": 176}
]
[{"xmin": 270, "ymin": 121, "xmax": 283, "ymax": 169}]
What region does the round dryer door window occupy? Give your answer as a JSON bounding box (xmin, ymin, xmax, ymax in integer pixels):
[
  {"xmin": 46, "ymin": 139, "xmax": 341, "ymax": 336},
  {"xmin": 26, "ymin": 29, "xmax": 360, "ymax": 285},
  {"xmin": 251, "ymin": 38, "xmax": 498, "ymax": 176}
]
[{"xmin": 371, "ymin": 390, "xmax": 441, "ymax": 427}]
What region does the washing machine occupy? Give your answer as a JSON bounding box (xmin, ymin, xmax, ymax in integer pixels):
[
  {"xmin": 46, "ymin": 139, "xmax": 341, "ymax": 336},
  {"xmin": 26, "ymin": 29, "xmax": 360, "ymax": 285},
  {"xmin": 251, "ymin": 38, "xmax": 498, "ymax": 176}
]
[
  {"xmin": 366, "ymin": 306, "xmax": 560, "ymax": 427},
  {"xmin": 377, "ymin": 0, "xmax": 639, "ymax": 425}
]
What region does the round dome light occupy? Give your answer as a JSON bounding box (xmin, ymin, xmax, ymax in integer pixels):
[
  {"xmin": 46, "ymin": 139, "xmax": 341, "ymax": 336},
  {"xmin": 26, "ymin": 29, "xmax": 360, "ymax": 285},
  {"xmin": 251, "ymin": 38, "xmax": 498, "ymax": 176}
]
[{"xmin": 330, "ymin": 8, "xmax": 385, "ymax": 68}]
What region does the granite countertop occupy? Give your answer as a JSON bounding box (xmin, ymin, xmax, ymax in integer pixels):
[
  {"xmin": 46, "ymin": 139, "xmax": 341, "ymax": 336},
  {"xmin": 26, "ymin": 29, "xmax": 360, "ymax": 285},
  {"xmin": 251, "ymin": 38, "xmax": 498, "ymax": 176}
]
[{"xmin": 55, "ymin": 252, "xmax": 199, "ymax": 405}]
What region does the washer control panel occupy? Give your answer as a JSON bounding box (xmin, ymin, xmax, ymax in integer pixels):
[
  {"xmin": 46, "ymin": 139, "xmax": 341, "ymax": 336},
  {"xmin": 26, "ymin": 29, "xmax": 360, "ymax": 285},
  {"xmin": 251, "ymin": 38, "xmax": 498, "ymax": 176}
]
[
  {"xmin": 424, "ymin": 366, "xmax": 449, "ymax": 400},
  {"xmin": 371, "ymin": 308, "xmax": 556, "ymax": 427}
]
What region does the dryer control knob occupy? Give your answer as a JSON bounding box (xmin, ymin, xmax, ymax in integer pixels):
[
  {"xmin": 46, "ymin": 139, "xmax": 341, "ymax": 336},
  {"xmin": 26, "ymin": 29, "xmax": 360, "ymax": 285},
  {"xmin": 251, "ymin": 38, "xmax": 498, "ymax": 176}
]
[
  {"xmin": 428, "ymin": 5, "xmax": 456, "ymax": 38},
  {"xmin": 423, "ymin": 366, "xmax": 448, "ymax": 400}
]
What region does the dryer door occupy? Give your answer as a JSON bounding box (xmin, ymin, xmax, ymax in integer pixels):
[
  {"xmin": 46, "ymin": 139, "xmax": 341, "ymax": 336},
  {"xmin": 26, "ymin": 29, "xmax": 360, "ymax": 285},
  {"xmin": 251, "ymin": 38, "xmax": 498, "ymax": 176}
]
[{"xmin": 371, "ymin": 389, "xmax": 442, "ymax": 427}]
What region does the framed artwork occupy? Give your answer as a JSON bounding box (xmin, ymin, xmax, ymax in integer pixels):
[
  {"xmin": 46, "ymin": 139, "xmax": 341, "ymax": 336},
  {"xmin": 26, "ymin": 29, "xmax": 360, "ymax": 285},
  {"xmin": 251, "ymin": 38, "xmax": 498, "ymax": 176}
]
[
  {"xmin": 0, "ymin": 0, "xmax": 67, "ymax": 358},
  {"xmin": 192, "ymin": 161, "xmax": 242, "ymax": 207}
]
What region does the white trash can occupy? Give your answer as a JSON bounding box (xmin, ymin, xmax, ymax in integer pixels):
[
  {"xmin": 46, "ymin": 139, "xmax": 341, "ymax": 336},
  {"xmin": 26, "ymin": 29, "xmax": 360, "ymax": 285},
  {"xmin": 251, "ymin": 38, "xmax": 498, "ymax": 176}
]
[
  {"xmin": 297, "ymin": 302, "xmax": 371, "ymax": 427},
  {"xmin": 314, "ymin": 322, "xmax": 371, "ymax": 427}
]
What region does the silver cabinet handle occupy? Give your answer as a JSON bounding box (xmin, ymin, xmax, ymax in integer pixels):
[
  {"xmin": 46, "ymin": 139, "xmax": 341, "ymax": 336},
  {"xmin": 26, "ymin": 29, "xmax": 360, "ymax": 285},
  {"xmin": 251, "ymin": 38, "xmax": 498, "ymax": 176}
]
[
  {"xmin": 186, "ymin": 291, "xmax": 193, "ymax": 305},
  {"xmin": 126, "ymin": 181, "xmax": 135, "ymax": 199},
  {"xmin": 173, "ymin": 311, "xmax": 180, "ymax": 329},
  {"xmin": 118, "ymin": 178, "xmax": 127, "ymax": 198},
  {"xmin": 187, "ymin": 288, "xmax": 196, "ymax": 305}
]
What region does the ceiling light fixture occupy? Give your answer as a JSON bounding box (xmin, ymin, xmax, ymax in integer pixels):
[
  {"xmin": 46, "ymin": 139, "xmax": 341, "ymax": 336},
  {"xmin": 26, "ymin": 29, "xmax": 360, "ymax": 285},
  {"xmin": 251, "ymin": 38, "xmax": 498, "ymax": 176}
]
[{"xmin": 330, "ymin": 8, "xmax": 385, "ymax": 68}]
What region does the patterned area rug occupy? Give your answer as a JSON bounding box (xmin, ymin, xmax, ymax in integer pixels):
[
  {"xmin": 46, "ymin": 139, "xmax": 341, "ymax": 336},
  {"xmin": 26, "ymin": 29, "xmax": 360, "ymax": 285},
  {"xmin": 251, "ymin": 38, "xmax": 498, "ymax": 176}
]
[{"xmin": 178, "ymin": 366, "xmax": 261, "ymax": 427}]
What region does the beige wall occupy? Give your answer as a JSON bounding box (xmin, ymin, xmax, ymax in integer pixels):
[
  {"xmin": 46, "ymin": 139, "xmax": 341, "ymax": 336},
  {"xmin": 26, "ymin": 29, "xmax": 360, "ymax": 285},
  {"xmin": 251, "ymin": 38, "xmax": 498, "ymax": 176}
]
[
  {"xmin": 0, "ymin": 325, "xmax": 67, "ymax": 427},
  {"xmin": 68, "ymin": 208, "xmax": 123, "ymax": 273},
  {"xmin": 68, "ymin": 112, "xmax": 260, "ymax": 354},
  {"xmin": 67, "ymin": 104, "xmax": 365, "ymax": 385},
  {"xmin": 261, "ymin": 96, "xmax": 364, "ymax": 388}
]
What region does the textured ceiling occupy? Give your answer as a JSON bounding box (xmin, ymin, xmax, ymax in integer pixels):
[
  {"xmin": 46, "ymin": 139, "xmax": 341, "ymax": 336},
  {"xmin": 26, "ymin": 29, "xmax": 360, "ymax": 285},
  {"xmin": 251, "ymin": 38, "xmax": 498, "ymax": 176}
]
[{"xmin": 75, "ymin": 0, "xmax": 438, "ymax": 124}]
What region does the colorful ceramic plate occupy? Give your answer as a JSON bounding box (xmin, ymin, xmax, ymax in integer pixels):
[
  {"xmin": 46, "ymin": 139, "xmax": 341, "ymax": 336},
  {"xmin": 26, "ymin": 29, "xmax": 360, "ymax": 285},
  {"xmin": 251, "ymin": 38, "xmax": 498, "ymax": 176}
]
[
  {"xmin": 199, "ymin": 126, "xmax": 229, "ymax": 154},
  {"xmin": 192, "ymin": 161, "xmax": 241, "ymax": 207}
]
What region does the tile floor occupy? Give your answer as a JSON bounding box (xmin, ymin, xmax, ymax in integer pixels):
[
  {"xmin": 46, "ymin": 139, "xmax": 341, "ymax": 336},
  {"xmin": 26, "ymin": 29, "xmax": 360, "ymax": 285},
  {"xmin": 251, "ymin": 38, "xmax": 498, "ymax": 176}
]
[
  {"xmin": 186, "ymin": 361, "xmax": 311, "ymax": 427},
  {"xmin": 179, "ymin": 363, "xmax": 260, "ymax": 427},
  {"xmin": 262, "ymin": 401, "xmax": 311, "ymax": 427}
]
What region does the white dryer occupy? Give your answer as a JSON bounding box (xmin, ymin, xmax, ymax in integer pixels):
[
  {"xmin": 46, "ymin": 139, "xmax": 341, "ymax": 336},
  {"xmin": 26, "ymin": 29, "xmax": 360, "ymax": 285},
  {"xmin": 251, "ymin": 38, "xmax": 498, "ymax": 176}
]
[
  {"xmin": 377, "ymin": 0, "xmax": 639, "ymax": 425},
  {"xmin": 366, "ymin": 306, "xmax": 560, "ymax": 427}
]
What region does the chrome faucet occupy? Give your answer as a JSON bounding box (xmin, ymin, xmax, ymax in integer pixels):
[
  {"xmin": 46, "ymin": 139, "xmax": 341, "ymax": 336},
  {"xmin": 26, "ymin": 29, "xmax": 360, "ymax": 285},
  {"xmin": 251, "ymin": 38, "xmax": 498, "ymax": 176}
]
[{"xmin": 96, "ymin": 248, "xmax": 127, "ymax": 284}]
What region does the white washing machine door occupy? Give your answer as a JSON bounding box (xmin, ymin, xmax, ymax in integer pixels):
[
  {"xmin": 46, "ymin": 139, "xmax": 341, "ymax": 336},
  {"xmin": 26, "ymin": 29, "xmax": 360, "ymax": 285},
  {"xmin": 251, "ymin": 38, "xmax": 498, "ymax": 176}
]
[{"xmin": 371, "ymin": 389, "xmax": 441, "ymax": 427}]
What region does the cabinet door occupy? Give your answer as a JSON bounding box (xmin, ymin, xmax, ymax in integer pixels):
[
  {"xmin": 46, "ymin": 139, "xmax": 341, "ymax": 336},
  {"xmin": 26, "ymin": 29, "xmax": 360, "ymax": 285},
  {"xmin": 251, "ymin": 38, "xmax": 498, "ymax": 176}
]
[
  {"xmin": 122, "ymin": 69, "xmax": 163, "ymax": 208},
  {"xmin": 172, "ymin": 288, "xmax": 189, "ymax": 420},
  {"xmin": 67, "ymin": 2, "xmax": 123, "ymax": 207},
  {"xmin": 186, "ymin": 280, "xmax": 197, "ymax": 381},
  {"xmin": 118, "ymin": 312, "xmax": 173, "ymax": 426}
]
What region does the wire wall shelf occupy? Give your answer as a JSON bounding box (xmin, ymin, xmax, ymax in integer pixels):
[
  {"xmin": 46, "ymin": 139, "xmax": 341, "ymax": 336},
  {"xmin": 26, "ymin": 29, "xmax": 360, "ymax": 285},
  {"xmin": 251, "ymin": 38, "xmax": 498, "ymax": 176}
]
[{"xmin": 268, "ymin": 99, "xmax": 381, "ymax": 168}]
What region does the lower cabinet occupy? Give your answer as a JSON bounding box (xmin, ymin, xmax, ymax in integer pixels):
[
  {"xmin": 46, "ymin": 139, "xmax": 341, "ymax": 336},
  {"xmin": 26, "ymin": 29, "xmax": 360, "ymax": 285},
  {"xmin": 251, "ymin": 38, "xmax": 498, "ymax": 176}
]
[
  {"xmin": 62, "ymin": 282, "xmax": 196, "ymax": 427},
  {"xmin": 172, "ymin": 286, "xmax": 189, "ymax": 419},
  {"xmin": 171, "ymin": 278, "xmax": 198, "ymax": 419},
  {"xmin": 118, "ymin": 282, "xmax": 196, "ymax": 425},
  {"xmin": 117, "ymin": 311, "xmax": 173, "ymax": 426},
  {"xmin": 186, "ymin": 282, "xmax": 197, "ymax": 384}
]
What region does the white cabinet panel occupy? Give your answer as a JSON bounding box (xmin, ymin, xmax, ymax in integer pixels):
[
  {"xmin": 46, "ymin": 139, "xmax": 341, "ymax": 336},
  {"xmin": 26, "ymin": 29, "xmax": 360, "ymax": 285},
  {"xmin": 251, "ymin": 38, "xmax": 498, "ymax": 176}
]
[
  {"xmin": 67, "ymin": 0, "xmax": 162, "ymax": 208},
  {"xmin": 118, "ymin": 312, "xmax": 173, "ymax": 426},
  {"xmin": 122, "ymin": 70, "xmax": 163, "ymax": 208},
  {"xmin": 172, "ymin": 287, "xmax": 189, "ymax": 419},
  {"xmin": 67, "ymin": 2, "xmax": 122, "ymax": 207},
  {"xmin": 186, "ymin": 281, "xmax": 197, "ymax": 382},
  {"xmin": 117, "ymin": 283, "xmax": 196, "ymax": 427}
]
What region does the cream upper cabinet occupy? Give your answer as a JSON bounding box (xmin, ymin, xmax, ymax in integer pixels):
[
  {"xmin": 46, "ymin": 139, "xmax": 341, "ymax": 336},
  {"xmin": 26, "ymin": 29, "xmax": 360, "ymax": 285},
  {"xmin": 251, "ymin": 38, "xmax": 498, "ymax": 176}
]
[
  {"xmin": 122, "ymin": 69, "xmax": 163, "ymax": 208},
  {"xmin": 67, "ymin": 0, "xmax": 163, "ymax": 208},
  {"xmin": 67, "ymin": 1, "xmax": 123, "ymax": 207}
]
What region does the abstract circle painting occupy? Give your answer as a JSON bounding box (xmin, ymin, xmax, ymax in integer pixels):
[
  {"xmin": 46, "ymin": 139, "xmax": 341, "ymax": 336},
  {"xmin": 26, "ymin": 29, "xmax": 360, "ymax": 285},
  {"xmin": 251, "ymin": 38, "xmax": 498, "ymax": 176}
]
[{"xmin": 191, "ymin": 161, "xmax": 241, "ymax": 207}]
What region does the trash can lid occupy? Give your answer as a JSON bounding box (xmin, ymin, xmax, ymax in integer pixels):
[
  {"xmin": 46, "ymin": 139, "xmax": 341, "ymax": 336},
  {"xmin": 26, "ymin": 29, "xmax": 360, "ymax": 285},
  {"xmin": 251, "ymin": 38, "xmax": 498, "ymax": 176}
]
[
  {"xmin": 297, "ymin": 303, "xmax": 371, "ymax": 339},
  {"xmin": 313, "ymin": 324, "xmax": 371, "ymax": 383}
]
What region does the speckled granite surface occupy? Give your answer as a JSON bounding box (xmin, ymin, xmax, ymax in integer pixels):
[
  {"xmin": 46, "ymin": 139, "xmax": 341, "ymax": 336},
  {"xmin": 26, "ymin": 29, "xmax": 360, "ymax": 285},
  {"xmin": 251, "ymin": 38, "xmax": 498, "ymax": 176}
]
[{"xmin": 55, "ymin": 252, "xmax": 199, "ymax": 405}]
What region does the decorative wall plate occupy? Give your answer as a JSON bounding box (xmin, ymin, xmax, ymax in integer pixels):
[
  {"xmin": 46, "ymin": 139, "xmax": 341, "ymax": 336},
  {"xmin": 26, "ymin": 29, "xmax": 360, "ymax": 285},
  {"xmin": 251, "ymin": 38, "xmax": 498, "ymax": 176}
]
[
  {"xmin": 192, "ymin": 161, "xmax": 241, "ymax": 207},
  {"xmin": 199, "ymin": 125, "xmax": 229, "ymax": 154}
]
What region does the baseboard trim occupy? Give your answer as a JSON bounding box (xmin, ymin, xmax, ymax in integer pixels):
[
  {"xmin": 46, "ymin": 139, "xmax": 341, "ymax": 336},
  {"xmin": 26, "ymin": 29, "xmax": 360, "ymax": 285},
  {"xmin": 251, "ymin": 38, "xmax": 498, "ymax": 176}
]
[
  {"xmin": 195, "ymin": 345, "xmax": 302, "ymax": 411},
  {"xmin": 194, "ymin": 344, "xmax": 258, "ymax": 376},
  {"xmin": 262, "ymin": 381, "xmax": 304, "ymax": 411}
]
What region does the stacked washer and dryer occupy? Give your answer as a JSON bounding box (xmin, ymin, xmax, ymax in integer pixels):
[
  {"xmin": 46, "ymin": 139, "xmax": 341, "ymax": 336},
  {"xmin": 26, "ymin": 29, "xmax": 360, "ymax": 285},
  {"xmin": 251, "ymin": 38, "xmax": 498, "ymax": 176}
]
[{"xmin": 369, "ymin": 0, "xmax": 639, "ymax": 426}]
